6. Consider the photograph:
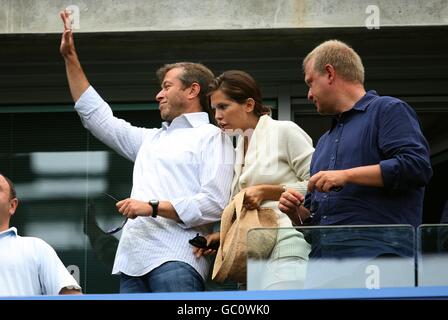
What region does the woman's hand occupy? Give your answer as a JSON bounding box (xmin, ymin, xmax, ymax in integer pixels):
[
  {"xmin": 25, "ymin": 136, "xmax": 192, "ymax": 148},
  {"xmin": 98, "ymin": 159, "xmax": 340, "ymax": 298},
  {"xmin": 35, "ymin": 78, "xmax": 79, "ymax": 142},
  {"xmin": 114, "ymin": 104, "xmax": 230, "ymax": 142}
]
[
  {"xmin": 278, "ymin": 189, "xmax": 309, "ymax": 225},
  {"xmin": 243, "ymin": 185, "xmax": 265, "ymax": 210}
]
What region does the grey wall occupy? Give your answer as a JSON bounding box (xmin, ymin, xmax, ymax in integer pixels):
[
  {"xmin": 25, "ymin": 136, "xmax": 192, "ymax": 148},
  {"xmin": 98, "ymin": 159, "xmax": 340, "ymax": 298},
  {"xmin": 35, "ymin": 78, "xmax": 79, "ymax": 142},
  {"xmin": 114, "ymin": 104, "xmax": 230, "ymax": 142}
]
[{"xmin": 1, "ymin": 0, "xmax": 447, "ymax": 34}]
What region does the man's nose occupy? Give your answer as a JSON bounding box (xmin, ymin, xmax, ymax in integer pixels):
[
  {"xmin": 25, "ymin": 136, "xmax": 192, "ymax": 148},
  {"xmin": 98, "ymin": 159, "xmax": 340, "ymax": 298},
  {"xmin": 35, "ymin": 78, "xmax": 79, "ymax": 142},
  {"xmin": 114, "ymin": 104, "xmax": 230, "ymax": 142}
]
[
  {"xmin": 156, "ymin": 89, "xmax": 164, "ymax": 101},
  {"xmin": 307, "ymin": 89, "xmax": 314, "ymax": 102}
]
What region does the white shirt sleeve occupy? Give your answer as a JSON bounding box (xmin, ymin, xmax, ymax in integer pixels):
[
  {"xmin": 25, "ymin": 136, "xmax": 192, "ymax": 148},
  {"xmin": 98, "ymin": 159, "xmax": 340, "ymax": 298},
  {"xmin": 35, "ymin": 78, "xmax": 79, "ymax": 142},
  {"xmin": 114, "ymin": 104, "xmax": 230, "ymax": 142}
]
[
  {"xmin": 75, "ymin": 86, "xmax": 155, "ymax": 162},
  {"xmin": 35, "ymin": 239, "xmax": 81, "ymax": 295},
  {"xmin": 285, "ymin": 122, "xmax": 314, "ymax": 196},
  {"xmin": 173, "ymin": 132, "xmax": 235, "ymax": 228}
]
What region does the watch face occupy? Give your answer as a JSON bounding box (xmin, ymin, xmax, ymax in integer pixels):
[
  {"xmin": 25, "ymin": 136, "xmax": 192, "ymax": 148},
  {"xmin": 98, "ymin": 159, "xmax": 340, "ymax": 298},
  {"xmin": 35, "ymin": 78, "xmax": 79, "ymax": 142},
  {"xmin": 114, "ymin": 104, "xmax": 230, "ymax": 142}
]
[{"xmin": 150, "ymin": 200, "xmax": 158, "ymax": 218}]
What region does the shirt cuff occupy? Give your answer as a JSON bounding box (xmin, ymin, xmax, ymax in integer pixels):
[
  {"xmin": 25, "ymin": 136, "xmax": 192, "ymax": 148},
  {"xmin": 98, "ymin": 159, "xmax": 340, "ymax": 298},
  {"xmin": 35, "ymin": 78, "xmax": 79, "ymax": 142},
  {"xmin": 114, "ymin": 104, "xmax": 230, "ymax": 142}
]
[
  {"xmin": 380, "ymin": 159, "xmax": 400, "ymax": 190},
  {"xmin": 303, "ymin": 193, "xmax": 312, "ymax": 210},
  {"xmin": 74, "ymin": 86, "xmax": 105, "ymax": 118},
  {"xmin": 171, "ymin": 197, "xmax": 202, "ymax": 229}
]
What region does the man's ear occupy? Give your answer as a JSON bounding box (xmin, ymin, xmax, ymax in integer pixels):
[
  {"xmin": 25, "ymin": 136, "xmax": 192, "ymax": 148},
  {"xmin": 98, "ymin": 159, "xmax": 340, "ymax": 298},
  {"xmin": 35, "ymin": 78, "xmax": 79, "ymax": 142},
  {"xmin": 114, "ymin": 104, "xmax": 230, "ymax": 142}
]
[
  {"xmin": 9, "ymin": 198, "xmax": 18, "ymax": 217},
  {"xmin": 324, "ymin": 64, "xmax": 336, "ymax": 84},
  {"xmin": 187, "ymin": 83, "xmax": 201, "ymax": 99},
  {"xmin": 244, "ymin": 98, "xmax": 255, "ymax": 113}
]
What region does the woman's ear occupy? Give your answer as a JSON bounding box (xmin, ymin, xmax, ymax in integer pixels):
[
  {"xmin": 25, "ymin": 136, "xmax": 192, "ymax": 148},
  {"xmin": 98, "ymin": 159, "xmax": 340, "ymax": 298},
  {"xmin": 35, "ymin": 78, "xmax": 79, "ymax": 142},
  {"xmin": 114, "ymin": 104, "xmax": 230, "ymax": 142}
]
[{"xmin": 244, "ymin": 98, "xmax": 255, "ymax": 113}]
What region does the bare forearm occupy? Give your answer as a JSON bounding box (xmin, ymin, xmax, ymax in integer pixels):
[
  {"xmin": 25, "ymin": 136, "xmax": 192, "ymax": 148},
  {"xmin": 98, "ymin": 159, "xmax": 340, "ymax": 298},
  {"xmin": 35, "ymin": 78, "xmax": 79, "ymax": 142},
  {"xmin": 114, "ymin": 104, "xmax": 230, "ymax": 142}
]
[
  {"xmin": 345, "ymin": 164, "xmax": 384, "ymax": 187},
  {"xmin": 59, "ymin": 11, "xmax": 90, "ymax": 102},
  {"xmin": 116, "ymin": 198, "xmax": 182, "ymax": 223},
  {"xmin": 258, "ymin": 184, "xmax": 285, "ymax": 201},
  {"xmin": 63, "ymin": 53, "xmax": 90, "ymax": 102},
  {"xmin": 59, "ymin": 288, "xmax": 81, "ymax": 295},
  {"xmin": 158, "ymin": 201, "xmax": 182, "ymax": 223},
  {"xmin": 309, "ymin": 164, "xmax": 384, "ymax": 193}
]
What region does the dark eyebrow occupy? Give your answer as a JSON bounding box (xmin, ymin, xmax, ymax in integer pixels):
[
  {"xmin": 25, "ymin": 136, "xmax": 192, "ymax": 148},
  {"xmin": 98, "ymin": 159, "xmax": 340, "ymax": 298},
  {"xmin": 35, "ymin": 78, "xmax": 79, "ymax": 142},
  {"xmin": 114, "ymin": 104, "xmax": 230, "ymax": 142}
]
[
  {"xmin": 161, "ymin": 81, "xmax": 173, "ymax": 88},
  {"xmin": 213, "ymin": 103, "xmax": 227, "ymax": 109}
]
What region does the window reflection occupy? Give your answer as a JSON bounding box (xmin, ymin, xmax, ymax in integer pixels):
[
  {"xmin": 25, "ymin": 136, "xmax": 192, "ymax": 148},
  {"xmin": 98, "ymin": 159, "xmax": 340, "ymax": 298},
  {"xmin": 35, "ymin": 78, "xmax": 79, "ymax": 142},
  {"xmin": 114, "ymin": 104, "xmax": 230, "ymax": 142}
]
[{"xmin": 31, "ymin": 151, "xmax": 108, "ymax": 174}]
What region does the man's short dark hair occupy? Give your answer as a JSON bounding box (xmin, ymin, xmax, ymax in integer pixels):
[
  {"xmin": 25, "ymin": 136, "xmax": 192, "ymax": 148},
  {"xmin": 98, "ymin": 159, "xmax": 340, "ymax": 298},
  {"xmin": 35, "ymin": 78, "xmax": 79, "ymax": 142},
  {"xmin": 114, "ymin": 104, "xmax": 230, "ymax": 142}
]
[{"xmin": 156, "ymin": 62, "xmax": 216, "ymax": 124}]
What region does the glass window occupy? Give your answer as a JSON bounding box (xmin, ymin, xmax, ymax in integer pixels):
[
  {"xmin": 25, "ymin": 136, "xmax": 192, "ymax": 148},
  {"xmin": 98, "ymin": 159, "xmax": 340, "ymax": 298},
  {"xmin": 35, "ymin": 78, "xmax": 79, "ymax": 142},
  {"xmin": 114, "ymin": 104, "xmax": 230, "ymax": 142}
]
[{"xmin": 0, "ymin": 108, "xmax": 161, "ymax": 293}]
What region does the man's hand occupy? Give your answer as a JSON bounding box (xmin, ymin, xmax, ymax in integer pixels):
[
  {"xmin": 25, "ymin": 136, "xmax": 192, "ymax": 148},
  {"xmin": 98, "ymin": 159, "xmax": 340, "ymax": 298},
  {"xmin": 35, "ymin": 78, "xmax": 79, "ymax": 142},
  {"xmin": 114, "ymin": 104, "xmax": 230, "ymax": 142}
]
[
  {"xmin": 58, "ymin": 9, "xmax": 90, "ymax": 102},
  {"xmin": 59, "ymin": 10, "xmax": 76, "ymax": 58},
  {"xmin": 116, "ymin": 198, "xmax": 151, "ymax": 219},
  {"xmin": 307, "ymin": 170, "xmax": 348, "ymax": 193},
  {"xmin": 193, "ymin": 232, "xmax": 220, "ymax": 258}
]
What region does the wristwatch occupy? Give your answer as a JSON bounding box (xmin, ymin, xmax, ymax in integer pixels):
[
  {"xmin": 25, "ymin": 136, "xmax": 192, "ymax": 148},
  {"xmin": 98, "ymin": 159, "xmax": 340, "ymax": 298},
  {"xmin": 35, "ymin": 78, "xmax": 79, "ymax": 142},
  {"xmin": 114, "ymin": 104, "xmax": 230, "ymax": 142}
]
[{"xmin": 149, "ymin": 199, "xmax": 159, "ymax": 218}]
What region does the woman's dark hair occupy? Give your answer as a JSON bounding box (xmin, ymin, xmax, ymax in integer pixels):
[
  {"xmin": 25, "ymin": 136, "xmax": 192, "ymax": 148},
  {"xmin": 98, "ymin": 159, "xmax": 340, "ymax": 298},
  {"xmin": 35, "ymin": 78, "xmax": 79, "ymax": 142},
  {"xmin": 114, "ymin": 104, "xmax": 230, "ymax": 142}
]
[{"xmin": 209, "ymin": 70, "xmax": 271, "ymax": 117}]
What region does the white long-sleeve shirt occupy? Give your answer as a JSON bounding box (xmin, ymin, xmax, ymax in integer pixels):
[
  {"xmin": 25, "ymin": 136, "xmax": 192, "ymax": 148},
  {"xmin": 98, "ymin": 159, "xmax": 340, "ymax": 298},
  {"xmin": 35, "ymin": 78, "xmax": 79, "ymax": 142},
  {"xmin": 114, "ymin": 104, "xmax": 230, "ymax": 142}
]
[{"xmin": 75, "ymin": 86, "xmax": 235, "ymax": 279}]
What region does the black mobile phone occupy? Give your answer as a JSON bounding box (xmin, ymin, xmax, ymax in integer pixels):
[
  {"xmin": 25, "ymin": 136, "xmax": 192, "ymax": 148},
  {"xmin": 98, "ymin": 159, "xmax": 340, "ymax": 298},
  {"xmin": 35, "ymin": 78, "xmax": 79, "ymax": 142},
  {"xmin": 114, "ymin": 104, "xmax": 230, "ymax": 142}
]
[{"xmin": 189, "ymin": 233, "xmax": 219, "ymax": 250}]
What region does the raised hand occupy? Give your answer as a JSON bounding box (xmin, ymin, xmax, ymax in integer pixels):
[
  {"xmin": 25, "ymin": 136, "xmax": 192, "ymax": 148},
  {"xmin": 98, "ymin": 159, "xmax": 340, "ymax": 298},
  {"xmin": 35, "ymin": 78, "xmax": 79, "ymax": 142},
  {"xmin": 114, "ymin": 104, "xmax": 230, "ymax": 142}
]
[
  {"xmin": 59, "ymin": 10, "xmax": 76, "ymax": 58},
  {"xmin": 58, "ymin": 9, "xmax": 90, "ymax": 102}
]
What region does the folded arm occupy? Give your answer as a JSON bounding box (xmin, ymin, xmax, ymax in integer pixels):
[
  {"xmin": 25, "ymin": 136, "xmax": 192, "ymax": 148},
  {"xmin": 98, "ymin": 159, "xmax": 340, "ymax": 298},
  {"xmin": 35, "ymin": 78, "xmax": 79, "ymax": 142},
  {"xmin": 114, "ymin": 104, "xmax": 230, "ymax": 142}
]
[{"xmin": 174, "ymin": 133, "xmax": 235, "ymax": 228}]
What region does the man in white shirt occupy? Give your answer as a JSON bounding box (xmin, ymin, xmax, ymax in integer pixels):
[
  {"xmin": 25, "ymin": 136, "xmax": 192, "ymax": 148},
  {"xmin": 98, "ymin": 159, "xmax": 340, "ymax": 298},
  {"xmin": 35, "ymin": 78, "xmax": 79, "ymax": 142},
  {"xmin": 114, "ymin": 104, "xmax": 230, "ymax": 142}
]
[
  {"xmin": 0, "ymin": 173, "xmax": 82, "ymax": 296},
  {"xmin": 59, "ymin": 11, "xmax": 234, "ymax": 293}
]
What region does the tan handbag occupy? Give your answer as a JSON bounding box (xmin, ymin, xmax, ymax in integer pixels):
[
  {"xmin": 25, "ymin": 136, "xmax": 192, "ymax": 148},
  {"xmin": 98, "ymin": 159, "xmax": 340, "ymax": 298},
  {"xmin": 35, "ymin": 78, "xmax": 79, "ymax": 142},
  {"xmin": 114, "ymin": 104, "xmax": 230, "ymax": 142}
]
[{"xmin": 212, "ymin": 190, "xmax": 278, "ymax": 283}]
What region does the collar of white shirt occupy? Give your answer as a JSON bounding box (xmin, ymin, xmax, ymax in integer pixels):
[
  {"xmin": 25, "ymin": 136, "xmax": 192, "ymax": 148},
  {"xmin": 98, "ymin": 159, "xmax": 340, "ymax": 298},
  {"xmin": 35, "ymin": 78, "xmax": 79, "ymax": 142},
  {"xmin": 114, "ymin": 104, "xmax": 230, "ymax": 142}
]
[
  {"xmin": 0, "ymin": 227, "xmax": 18, "ymax": 238},
  {"xmin": 161, "ymin": 112, "xmax": 209, "ymax": 130}
]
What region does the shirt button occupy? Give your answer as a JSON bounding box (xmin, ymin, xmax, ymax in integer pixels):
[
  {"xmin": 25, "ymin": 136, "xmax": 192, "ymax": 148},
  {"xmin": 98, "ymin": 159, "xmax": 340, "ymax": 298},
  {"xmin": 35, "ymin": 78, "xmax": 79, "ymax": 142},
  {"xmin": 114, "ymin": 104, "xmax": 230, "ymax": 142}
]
[
  {"xmin": 335, "ymin": 139, "xmax": 339, "ymax": 143},
  {"xmin": 323, "ymin": 195, "xmax": 328, "ymax": 199},
  {"xmin": 339, "ymin": 123, "xmax": 343, "ymax": 127},
  {"xmin": 331, "ymin": 156, "xmax": 335, "ymax": 160},
  {"xmin": 322, "ymin": 216, "xmax": 327, "ymax": 219}
]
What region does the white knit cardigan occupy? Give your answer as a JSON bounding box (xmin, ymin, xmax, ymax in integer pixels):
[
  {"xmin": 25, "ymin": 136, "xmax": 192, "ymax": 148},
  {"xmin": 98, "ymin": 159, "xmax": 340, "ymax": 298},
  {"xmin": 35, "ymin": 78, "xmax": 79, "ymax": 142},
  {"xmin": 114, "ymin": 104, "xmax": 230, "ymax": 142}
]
[{"xmin": 231, "ymin": 115, "xmax": 315, "ymax": 227}]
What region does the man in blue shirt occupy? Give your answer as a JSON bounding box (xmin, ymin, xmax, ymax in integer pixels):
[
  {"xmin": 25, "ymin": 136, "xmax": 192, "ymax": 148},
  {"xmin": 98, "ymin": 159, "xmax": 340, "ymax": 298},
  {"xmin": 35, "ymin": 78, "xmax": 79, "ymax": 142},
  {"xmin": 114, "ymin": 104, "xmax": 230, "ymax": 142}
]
[{"xmin": 279, "ymin": 40, "xmax": 432, "ymax": 288}]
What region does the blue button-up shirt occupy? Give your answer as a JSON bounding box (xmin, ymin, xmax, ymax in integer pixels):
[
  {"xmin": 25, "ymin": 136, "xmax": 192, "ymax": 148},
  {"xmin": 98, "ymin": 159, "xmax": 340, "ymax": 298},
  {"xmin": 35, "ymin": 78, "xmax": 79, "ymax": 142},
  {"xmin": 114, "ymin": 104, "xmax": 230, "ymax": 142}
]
[{"xmin": 305, "ymin": 90, "xmax": 432, "ymax": 227}]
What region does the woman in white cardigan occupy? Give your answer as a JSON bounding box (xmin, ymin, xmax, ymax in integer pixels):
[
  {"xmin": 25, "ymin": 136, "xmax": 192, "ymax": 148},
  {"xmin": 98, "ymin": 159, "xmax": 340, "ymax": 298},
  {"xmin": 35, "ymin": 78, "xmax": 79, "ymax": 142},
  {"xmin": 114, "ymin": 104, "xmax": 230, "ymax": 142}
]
[{"xmin": 194, "ymin": 70, "xmax": 315, "ymax": 290}]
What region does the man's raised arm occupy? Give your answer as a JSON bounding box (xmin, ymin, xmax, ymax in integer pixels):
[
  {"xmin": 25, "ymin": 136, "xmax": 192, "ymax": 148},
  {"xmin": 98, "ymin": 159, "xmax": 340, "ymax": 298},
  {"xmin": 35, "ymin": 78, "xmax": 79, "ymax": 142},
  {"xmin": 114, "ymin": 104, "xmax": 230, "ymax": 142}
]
[{"xmin": 59, "ymin": 10, "xmax": 90, "ymax": 102}]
